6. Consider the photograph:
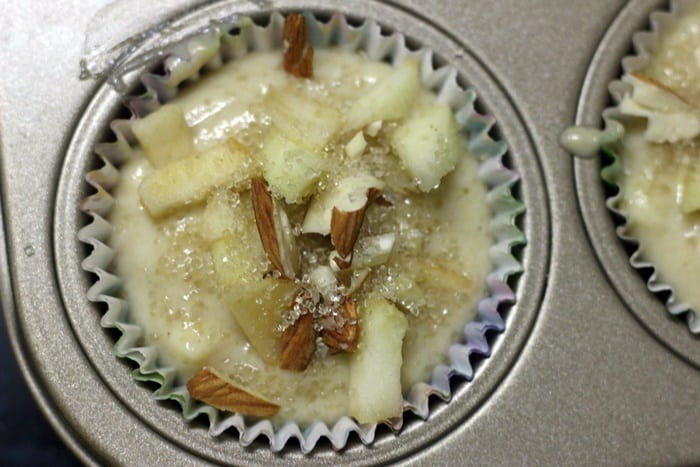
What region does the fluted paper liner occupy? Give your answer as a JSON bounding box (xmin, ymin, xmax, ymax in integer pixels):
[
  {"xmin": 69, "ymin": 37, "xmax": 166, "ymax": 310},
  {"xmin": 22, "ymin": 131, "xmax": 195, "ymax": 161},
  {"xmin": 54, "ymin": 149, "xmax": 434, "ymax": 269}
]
[
  {"xmin": 599, "ymin": 0, "xmax": 700, "ymax": 334},
  {"xmin": 79, "ymin": 12, "xmax": 525, "ymax": 452}
]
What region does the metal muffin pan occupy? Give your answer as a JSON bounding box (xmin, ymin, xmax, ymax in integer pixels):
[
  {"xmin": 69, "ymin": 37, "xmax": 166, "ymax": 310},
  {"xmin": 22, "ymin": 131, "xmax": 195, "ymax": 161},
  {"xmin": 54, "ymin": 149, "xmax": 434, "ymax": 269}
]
[{"xmin": 2, "ymin": 0, "xmax": 699, "ymax": 464}]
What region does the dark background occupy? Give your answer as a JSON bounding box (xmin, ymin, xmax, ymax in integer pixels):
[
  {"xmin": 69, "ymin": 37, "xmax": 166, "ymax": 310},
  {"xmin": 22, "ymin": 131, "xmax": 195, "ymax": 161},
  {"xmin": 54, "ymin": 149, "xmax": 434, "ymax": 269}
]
[{"xmin": 0, "ymin": 315, "xmax": 78, "ymax": 466}]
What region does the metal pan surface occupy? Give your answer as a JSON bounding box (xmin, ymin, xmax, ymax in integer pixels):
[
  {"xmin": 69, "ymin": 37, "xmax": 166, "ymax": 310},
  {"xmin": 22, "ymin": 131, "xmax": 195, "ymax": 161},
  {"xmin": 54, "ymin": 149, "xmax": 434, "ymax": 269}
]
[{"xmin": 2, "ymin": 0, "xmax": 699, "ymax": 465}]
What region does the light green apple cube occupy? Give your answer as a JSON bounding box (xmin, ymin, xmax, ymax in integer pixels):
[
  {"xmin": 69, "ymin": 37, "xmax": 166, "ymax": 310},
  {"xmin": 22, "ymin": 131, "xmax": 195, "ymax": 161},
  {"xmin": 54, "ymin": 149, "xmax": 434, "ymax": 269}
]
[
  {"xmin": 131, "ymin": 104, "xmax": 195, "ymax": 168},
  {"xmin": 264, "ymin": 88, "xmax": 344, "ymax": 152},
  {"xmin": 349, "ymin": 294, "xmax": 408, "ymax": 424},
  {"xmin": 260, "ymin": 128, "xmax": 326, "ymax": 204},
  {"xmin": 346, "ymin": 59, "xmax": 421, "ymax": 130},
  {"xmin": 390, "ymin": 100, "xmax": 463, "ymax": 192},
  {"xmin": 138, "ymin": 139, "xmax": 256, "ymax": 218}
]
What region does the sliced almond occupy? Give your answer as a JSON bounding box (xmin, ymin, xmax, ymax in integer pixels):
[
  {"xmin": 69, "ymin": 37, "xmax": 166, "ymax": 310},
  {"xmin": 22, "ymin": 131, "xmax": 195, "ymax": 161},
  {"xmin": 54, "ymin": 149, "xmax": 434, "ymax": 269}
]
[
  {"xmin": 280, "ymin": 313, "xmax": 316, "ymax": 371},
  {"xmin": 251, "ymin": 177, "xmax": 300, "ymax": 279},
  {"xmin": 331, "ymin": 206, "xmax": 367, "ymax": 260},
  {"xmin": 329, "ymin": 187, "xmax": 382, "ymax": 267},
  {"xmin": 322, "ymin": 297, "xmax": 359, "ymax": 353},
  {"xmin": 187, "ymin": 367, "xmax": 280, "ymax": 417},
  {"xmin": 283, "ymin": 14, "xmax": 314, "ymax": 78}
]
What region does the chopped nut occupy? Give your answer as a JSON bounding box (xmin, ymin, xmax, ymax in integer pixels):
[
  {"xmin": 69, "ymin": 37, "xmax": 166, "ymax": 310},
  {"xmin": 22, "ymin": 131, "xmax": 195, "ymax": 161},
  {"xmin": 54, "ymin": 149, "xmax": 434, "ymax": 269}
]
[
  {"xmin": 302, "ymin": 175, "xmax": 385, "ymax": 235},
  {"xmin": 187, "ymin": 367, "xmax": 280, "ymax": 417},
  {"xmin": 331, "ymin": 206, "xmax": 367, "ymax": 260},
  {"xmin": 322, "ymin": 297, "xmax": 359, "ymax": 352},
  {"xmin": 251, "ymin": 177, "xmax": 300, "ymax": 279},
  {"xmin": 283, "ymin": 14, "xmax": 314, "ymax": 78},
  {"xmin": 330, "ymin": 250, "xmax": 353, "ymax": 271},
  {"xmin": 329, "ymin": 187, "xmax": 382, "ymax": 267},
  {"xmin": 280, "ymin": 313, "xmax": 316, "ymax": 371}
]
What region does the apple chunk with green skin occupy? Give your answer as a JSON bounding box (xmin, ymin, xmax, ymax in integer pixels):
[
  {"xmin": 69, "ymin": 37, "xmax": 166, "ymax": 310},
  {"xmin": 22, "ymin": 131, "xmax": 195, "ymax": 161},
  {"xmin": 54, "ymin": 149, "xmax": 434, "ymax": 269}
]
[
  {"xmin": 260, "ymin": 128, "xmax": 326, "ymax": 204},
  {"xmin": 349, "ymin": 294, "xmax": 408, "ymax": 424},
  {"xmin": 138, "ymin": 139, "xmax": 256, "ymax": 218},
  {"xmin": 391, "ymin": 100, "xmax": 463, "ymax": 192},
  {"xmin": 346, "ymin": 59, "xmax": 421, "ymax": 130},
  {"xmin": 131, "ymin": 104, "xmax": 195, "ymax": 168},
  {"xmin": 264, "ymin": 87, "xmax": 344, "ymax": 152}
]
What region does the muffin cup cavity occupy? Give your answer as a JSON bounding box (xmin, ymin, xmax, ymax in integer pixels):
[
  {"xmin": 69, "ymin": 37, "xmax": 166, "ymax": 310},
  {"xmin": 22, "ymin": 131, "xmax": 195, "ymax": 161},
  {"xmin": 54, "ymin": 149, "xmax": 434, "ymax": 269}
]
[
  {"xmin": 79, "ymin": 11, "xmax": 524, "ymax": 452},
  {"xmin": 599, "ymin": 1, "xmax": 700, "ymax": 334}
]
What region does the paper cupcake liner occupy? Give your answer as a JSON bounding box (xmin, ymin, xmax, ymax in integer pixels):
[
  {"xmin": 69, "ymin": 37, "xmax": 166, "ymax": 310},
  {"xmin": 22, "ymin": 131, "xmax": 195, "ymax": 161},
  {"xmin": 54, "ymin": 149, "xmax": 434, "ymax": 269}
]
[
  {"xmin": 599, "ymin": 0, "xmax": 700, "ymax": 334},
  {"xmin": 78, "ymin": 11, "xmax": 525, "ymax": 452}
]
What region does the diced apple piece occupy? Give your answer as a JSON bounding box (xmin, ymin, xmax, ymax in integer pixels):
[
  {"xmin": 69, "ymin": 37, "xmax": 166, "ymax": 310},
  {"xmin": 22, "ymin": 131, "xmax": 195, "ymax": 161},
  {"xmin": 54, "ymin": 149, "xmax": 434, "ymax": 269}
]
[
  {"xmin": 209, "ymin": 233, "xmax": 268, "ymax": 290},
  {"xmin": 260, "ymin": 128, "xmax": 326, "ymax": 204},
  {"xmin": 682, "ymin": 159, "xmax": 700, "ymax": 214},
  {"xmin": 346, "ymin": 60, "xmax": 421, "ymax": 130},
  {"xmin": 418, "ymin": 259, "xmax": 473, "ymax": 293},
  {"xmin": 160, "ymin": 315, "xmax": 224, "ymax": 369},
  {"xmin": 138, "ymin": 139, "xmax": 256, "ymax": 218},
  {"xmin": 378, "ymin": 269, "xmax": 426, "ymax": 316},
  {"xmin": 302, "ymin": 174, "xmax": 384, "ymax": 235},
  {"xmin": 131, "ymin": 104, "xmax": 195, "ymax": 168},
  {"xmin": 264, "ymin": 87, "xmax": 344, "ymax": 151},
  {"xmin": 391, "ymin": 101, "xmax": 463, "ymax": 192},
  {"xmin": 199, "ymin": 189, "xmax": 252, "ymax": 243},
  {"xmin": 620, "ymin": 73, "xmax": 700, "ymax": 142},
  {"xmin": 230, "ymin": 278, "xmax": 298, "ymax": 365},
  {"xmin": 349, "ymin": 295, "xmax": 408, "ymax": 424},
  {"xmin": 211, "ymin": 236, "xmax": 298, "ymax": 363}
]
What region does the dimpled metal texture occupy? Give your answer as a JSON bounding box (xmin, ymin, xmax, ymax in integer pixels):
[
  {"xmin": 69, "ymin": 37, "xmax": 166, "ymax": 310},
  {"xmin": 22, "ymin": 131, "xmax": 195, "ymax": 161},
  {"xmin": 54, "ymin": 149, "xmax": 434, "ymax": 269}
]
[{"xmin": 1, "ymin": 0, "xmax": 700, "ymax": 465}]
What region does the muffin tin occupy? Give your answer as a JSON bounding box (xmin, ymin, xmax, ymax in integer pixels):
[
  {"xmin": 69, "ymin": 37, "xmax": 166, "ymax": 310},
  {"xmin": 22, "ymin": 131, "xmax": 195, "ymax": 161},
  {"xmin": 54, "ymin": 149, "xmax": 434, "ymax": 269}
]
[{"xmin": 2, "ymin": 0, "xmax": 700, "ymax": 464}]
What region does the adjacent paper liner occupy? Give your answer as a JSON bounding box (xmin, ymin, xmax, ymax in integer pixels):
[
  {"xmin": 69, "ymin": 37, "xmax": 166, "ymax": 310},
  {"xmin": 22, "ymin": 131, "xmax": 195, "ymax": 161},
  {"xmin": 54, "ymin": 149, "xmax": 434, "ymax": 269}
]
[
  {"xmin": 600, "ymin": 0, "xmax": 700, "ymax": 334},
  {"xmin": 78, "ymin": 12, "xmax": 525, "ymax": 452}
]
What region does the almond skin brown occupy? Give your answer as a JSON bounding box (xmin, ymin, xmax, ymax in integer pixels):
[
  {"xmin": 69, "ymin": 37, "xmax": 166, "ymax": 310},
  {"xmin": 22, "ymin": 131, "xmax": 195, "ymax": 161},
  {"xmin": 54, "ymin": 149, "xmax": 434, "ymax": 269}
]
[
  {"xmin": 187, "ymin": 367, "xmax": 280, "ymax": 417},
  {"xmin": 283, "ymin": 14, "xmax": 314, "ymax": 78},
  {"xmin": 280, "ymin": 313, "xmax": 316, "ymax": 371},
  {"xmin": 322, "ymin": 297, "xmax": 359, "ymax": 352},
  {"xmin": 330, "ymin": 206, "xmax": 366, "ymax": 260},
  {"xmin": 251, "ymin": 177, "xmax": 300, "ymax": 279},
  {"xmin": 330, "ymin": 187, "xmax": 382, "ymax": 267}
]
